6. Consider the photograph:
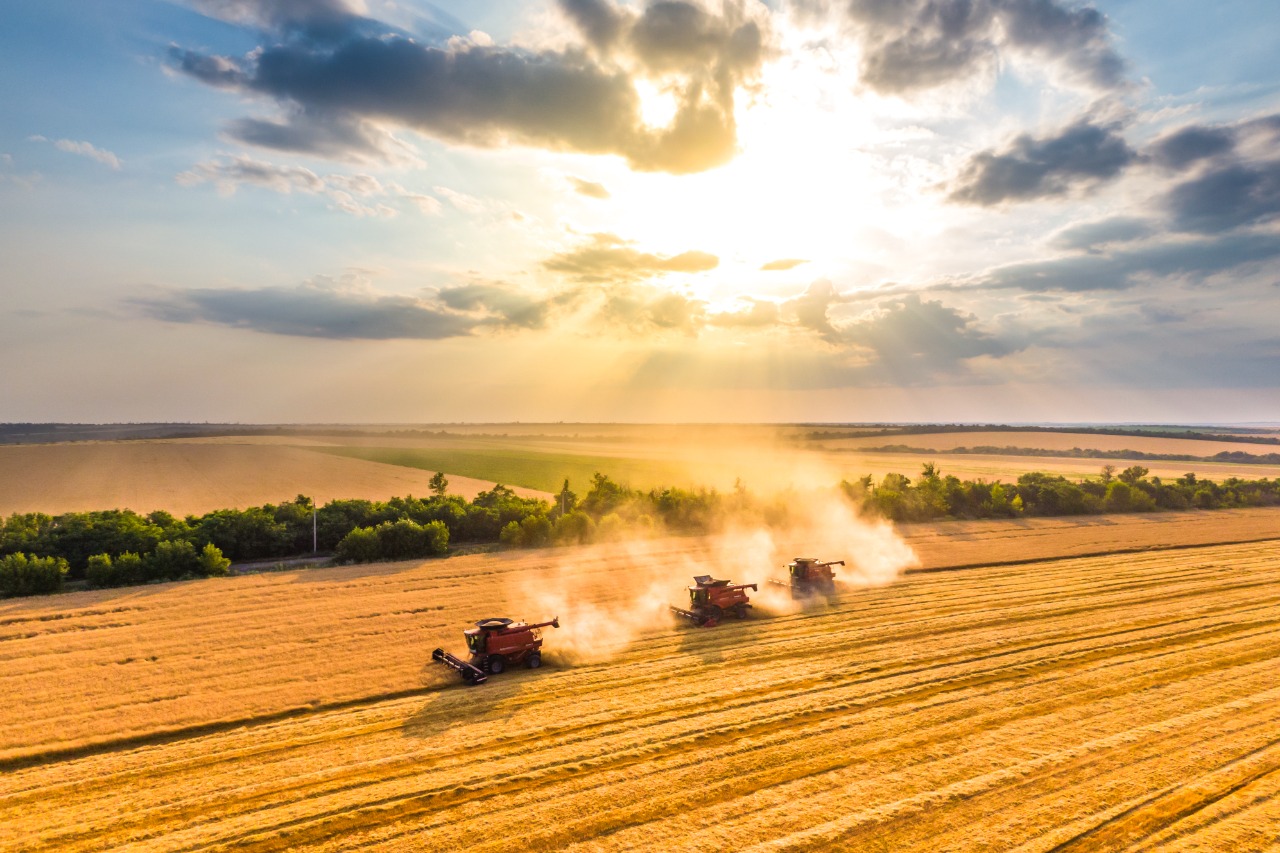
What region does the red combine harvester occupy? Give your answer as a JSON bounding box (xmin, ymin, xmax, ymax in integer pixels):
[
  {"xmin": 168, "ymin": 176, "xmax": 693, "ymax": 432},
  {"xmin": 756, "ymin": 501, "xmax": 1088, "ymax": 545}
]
[
  {"xmin": 769, "ymin": 557, "xmax": 844, "ymax": 598},
  {"xmin": 670, "ymin": 575, "xmax": 758, "ymax": 627},
  {"xmin": 432, "ymin": 617, "xmax": 559, "ymax": 685}
]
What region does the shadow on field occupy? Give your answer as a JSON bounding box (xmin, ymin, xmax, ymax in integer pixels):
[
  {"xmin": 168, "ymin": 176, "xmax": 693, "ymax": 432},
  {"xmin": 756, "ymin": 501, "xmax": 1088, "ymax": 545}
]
[
  {"xmin": 674, "ymin": 620, "xmax": 727, "ymax": 664},
  {"xmin": 401, "ymin": 662, "xmax": 540, "ymax": 741}
]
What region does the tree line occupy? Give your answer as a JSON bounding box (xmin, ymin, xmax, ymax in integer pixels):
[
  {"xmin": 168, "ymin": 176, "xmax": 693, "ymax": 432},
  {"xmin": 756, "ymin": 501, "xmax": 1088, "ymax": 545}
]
[
  {"xmin": 844, "ymin": 464, "xmax": 1280, "ymax": 522},
  {"xmin": 3, "ymin": 466, "xmax": 1279, "ymax": 598}
]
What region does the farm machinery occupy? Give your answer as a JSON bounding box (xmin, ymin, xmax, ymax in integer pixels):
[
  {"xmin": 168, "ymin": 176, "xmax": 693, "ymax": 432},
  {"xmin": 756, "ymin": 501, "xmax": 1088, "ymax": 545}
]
[
  {"xmin": 769, "ymin": 557, "xmax": 845, "ymax": 598},
  {"xmin": 432, "ymin": 617, "xmax": 559, "ymax": 685},
  {"xmin": 670, "ymin": 575, "xmax": 758, "ymax": 627}
]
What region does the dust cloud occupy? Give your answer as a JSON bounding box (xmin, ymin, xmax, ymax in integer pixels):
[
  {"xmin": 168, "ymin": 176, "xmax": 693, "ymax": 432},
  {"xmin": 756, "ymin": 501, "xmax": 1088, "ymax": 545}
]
[{"xmin": 520, "ymin": 487, "xmax": 918, "ymax": 665}]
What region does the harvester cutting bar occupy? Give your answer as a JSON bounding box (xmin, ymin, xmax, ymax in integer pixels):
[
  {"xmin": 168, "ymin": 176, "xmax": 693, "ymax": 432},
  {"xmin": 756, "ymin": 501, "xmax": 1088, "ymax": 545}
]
[
  {"xmin": 432, "ymin": 647, "xmax": 488, "ymax": 684},
  {"xmin": 669, "ymin": 605, "xmax": 718, "ymax": 627}
]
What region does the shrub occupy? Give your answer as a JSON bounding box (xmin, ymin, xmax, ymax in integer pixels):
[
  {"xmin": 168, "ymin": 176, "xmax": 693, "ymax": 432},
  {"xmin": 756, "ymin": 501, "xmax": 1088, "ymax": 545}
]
[
  {"xmin": 336, "ymin": 520, "xmax": 448, "ymax": 564},
  {"xmin": 0, "ymin": 553, "xmax": 68, "ymax": 597},
  {"xmin": 145, "ymin": 540, "xmax": 202, "ymax": 581},
  {"xmin": 335, "ymin": 527, "xmax": 381, "ymax": 563},
  {"xmin": 197, "ymin": 543, "xmax": 231, "ymax": 577},
  {"xmin": 86, "ymin": 553, "xmax": 119, "ymax": 588},
  {"xmin": 553, "ymin": 511, "xmax": 595, "ymax": 545}
]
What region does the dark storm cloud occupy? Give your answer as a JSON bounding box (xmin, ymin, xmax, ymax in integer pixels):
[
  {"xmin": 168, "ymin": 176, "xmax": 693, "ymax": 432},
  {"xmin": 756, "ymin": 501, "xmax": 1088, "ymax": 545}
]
[
  {"xmin": 175, "ymin": 0, "xmax": 771, "ymax": 173},
  {"xmin": 828, "ymin": 0, "xmax": 1126, "ymax": 94},
  {"xmin": 544, "ymin": 233, "xmax": 719, "ymax": 282},
  {"xmin": 948, "ymin": 118, "xmax": 1137, "ymax": 205},
  {"xmin": 137, "ymin": 284, "xmax": 477, "ymax": 340}
]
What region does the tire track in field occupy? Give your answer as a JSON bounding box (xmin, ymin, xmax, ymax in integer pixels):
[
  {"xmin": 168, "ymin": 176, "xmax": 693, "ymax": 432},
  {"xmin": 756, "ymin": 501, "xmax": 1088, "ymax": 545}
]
[
  {"xmin": 7, "ymin": 540, "xmax": 1280, "ymax": 851},
  {"xmin": 89, "ymin": 610, "xmax": 1280, "ymax": 852},
  {"xmin": 1044, "ymin": 737, "xmax": 1280, "ymax": 852}
]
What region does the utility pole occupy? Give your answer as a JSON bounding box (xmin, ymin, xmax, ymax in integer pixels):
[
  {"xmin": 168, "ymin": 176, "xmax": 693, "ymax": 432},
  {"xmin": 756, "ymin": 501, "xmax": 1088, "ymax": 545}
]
[{"xmin": 313, "ymin": 504, "xmax": 318, "ymax": 553}]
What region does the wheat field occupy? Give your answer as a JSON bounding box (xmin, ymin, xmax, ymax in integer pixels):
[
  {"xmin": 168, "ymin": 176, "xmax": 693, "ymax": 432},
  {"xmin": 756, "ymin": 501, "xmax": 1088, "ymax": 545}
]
[
  {"xmin": 0, "ymin": 441, "xmax": 549, "ymax": 516},
  {"xmin": 3, "ymin": 509, "xmax": 1280, "ymax": 851}
]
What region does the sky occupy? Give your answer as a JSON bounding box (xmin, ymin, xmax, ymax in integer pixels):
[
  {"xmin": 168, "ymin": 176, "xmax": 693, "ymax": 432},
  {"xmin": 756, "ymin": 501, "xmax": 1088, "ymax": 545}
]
[{"xmin": 1, "ymin": 0, "xmax": 1278, "ymax": 424}]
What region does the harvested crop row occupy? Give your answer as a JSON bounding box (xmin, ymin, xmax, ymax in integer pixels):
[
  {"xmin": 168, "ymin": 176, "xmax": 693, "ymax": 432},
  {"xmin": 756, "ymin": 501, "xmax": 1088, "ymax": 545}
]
[{"xmin": 3, "ymin": 533, "xmax": 1280, "ymax": 850}]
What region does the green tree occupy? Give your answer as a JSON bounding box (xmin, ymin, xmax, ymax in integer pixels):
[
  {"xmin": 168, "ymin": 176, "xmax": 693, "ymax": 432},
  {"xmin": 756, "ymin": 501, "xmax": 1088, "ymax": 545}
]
[
  {"xmin": 0, "ymin": 553, "xmax": 68, "ymax": 597},
  {"xmin": 335, "ymin": 526, "xmax": 381, "ymax": 563},
  {"xmin": 554, "ymin": 479, "xmax": 578, "ymax": 517},
  {"xmin": 86, "ymin": 553, "xmax": 118, "ymax": 588},
  {"xmin": 553, "ymin": 511, "xmax": 595, "ymax": 545},
  {"xmin": 1118, "ymin": 465, "xmax": 1150, "ymax": 486},
  {"xmin": 145, "ymin": 540, "xmax": 202, "ymax": 581},
  {"xmin": 197, "ymin": 543, "xmax": 232, "ymax": 577},
  {"xmin": 429, "ymin": 472, "xmax": 449, "ymax": 497}
]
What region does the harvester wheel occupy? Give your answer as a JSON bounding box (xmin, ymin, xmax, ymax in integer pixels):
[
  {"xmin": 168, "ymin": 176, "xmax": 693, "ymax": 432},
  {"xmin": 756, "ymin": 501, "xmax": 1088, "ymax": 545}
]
[
  {"xmin": 488, "ymin": 655, "xmax": 506, "ymax": 675},
  {"xmin": 527, "ymin": 652, "xmax": 542, "ymax": 669},
  {"xmin": 734, "ymin": 603, "xmax": 748, "ymax": 619}
]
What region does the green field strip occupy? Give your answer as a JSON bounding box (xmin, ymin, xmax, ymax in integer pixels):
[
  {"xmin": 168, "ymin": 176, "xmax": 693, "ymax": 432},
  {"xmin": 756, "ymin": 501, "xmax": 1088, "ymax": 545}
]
[{"xmin": 313, "ymin": 446, "xmax": 713, "ymax": 493}]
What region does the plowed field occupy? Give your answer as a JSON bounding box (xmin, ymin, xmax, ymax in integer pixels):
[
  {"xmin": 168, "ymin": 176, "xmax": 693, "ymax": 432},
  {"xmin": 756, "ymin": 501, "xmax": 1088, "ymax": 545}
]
[{"xmin": 3, "ymin": 510, "xmax": 1280, "ymax": 851}]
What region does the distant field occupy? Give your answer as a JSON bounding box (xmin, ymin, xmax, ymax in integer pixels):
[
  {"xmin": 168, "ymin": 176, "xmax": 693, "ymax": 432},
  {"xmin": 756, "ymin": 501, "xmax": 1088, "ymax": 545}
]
[
  {"xmin": 819, "ymin": 429, "xmax": 1280, "ymax": 456},
  {"xmin": 5, "ymin": 428, "xmax": 1280, "ymax": 520},
  {"xmin": 3, "ymin": 508, "xmax": 1280, "ymax": 850},
  {"xmin": 316, "ymin": 445, "xmax": 731, "ymax": 493},
  {"xmin": 0, "ymin": 442, "xmax": 548, "ymax": 517},
  {"xmin": 822, "ymin": 450, "xmax": 1280, "ymax": 483}
]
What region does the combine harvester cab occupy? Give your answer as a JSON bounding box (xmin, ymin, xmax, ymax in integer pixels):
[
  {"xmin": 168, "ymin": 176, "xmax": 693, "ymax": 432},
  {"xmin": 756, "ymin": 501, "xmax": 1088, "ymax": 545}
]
[
  {"xmin": 670, "ymin": 575, "xmax": 758, "ymax": 627},
  {"xmin": 769, "ymin": 557, "xmax": 844, "ymax": 599},
  {"xmin": 432, "ymin": 616, "xmax": 559, "ymax": 685}
]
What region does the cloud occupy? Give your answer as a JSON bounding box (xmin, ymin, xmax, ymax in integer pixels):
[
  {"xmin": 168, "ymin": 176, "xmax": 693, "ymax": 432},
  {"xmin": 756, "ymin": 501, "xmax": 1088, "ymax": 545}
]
[
  {"xmin": 29, "ymin": 135, "xmax": 122, "ymax": 170},
  {"xmin": 173, "ymin": 0, "xmax": 772, "ymax": 173},
  {"xmin": 1164, "ymin": 160, "xmax": 1280, "ymax": 234},
  {"xmin": 175, "ymin": 154, "xmax": 446, "ymax": 217},
  {"xmin": 787, "ymin": 279, "xmax": 843, "ymax": 341},
  {"xmin": 136, "ymin": 278, "xmax": 476, "ymax": 340},
  {"xmin": 569, "ymin": 176, "xmax": 610, "ymax": 198},
  {"xmin": 437, "ymin": 282, "xmax": 575, "ymax": 330},
  {"xmin": 1142, "ymin": 115, "xmax": 1280, "ymax": 235},
  {"xmin": 544, "ymin": 232, "xmax": 719, "ymax": 282},
  {"xmin": 709, "ymin": 297, "xmax": 781, "ymax": 327},
  {"xmin": 761, "ymin": 258, "xmax": 808, "ymax": 271},
  {"xmin": 225, "ymin": 111, "xmax": 419, "ymax": 164},
  {"xmin": 841, "ymin": 293, "xmax": 1013, "ymax": 371},
  {"xmin": 1150, "ymin": 125, "xmax": 1237, "ymax": 170},
  {"xmin": 948, "ymin": 117, "xmax": 1137, "ymax": 205},
  {"xmin": 979, "ymin": 231, "xmax": 1280, "ymax": 292},
  {"xmin": 1050, "ymin": 216, "xmax": 1154, "ymax": 251},
  {"xmin": 594, "ymin": 284, "xmax": 708, "ymax": 335},
  {"xmin": 826, "ymin": 0, "xmax": 1126, "ymax": 95},
  {"xmin": 176, "ymin": 154, "xmax": 324, "ymax": 194}
]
